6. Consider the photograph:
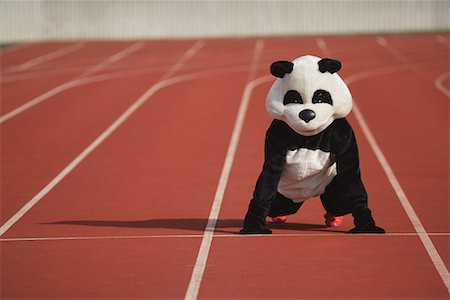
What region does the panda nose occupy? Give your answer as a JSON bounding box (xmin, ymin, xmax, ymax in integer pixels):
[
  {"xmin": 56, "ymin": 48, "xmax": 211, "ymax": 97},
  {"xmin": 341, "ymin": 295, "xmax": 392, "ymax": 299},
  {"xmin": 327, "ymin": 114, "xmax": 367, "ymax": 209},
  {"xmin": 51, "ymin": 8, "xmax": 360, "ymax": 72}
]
[{"xmin": 299, "ymin": 109, "xmax": 316, "ymax": 123}]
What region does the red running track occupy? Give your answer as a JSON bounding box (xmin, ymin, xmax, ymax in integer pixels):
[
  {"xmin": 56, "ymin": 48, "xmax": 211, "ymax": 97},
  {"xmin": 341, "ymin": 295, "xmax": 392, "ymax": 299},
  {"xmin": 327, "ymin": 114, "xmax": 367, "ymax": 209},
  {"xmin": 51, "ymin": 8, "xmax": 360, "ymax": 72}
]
[{"xmin": 1, "ymin": 34, "xmax": 449, "ymax": 299}]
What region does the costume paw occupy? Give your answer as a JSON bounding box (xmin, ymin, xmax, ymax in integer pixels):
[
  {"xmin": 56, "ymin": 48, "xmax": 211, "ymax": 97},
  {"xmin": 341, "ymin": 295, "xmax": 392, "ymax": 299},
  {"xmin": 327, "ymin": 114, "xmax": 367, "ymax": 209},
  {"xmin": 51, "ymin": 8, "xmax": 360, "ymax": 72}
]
[
  {"xmin": 238, "ymin": 228, "xmax": 272, "ymax": 235},
  {"xmin": 347, "ymin": 225, "xmax": 385, "ymax": 234}
]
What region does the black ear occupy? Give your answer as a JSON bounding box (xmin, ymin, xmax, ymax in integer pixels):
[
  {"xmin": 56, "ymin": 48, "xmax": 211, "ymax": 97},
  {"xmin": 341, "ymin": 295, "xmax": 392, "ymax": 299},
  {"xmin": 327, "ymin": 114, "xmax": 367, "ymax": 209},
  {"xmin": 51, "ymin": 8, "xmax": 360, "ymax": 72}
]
[
  {"xmin": 270, "ymin": 61, "xmax": 294, "ymax": 78},
  {"xmin": 318, "ymin": 58, "xmax": 341, "ymax": 74}
]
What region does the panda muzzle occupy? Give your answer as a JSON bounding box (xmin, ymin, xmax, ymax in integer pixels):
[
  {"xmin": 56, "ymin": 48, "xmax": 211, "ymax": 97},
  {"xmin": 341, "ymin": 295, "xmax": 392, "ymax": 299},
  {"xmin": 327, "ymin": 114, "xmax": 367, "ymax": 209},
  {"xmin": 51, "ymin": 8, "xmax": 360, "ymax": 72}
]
[{"xmin": 299, "ymin": 109, "xmax": 316, "ymax": 123}]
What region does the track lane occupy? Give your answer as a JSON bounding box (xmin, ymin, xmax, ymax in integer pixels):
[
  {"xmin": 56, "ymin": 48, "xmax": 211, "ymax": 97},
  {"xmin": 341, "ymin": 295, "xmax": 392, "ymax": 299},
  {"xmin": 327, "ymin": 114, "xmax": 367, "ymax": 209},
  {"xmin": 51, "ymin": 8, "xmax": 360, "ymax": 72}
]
[
  {"xmin": 325, "ymin": 35, "xmax": 449, "ymax": 284},
  {"xmin": 349, "ymin": 70, "xmax": 448, "ymax": 232},
  {"xmin": 200, "ymin": 78, "xmax": 449, "ymax": 299},
  {"xmin": 1, "ymin": 40, "xmax": 204, "ymax": 226},
  {"xmin": 1, "ymin": 40, "xmax": 262, "ymax": 299},
  {"xmin": 350, "ymin": 54, "xmax": 450, "ymax": 295},
  {"xmin": 200, "ymin": 236, "xmax": 447, "ymax": 299},
  {"xmin": 1, "ymin": 237, "xmax": 202, "ymax": 299},
  {"xmin": 1, "ymin": 73, "xmax": 249, "ymax": 238}
]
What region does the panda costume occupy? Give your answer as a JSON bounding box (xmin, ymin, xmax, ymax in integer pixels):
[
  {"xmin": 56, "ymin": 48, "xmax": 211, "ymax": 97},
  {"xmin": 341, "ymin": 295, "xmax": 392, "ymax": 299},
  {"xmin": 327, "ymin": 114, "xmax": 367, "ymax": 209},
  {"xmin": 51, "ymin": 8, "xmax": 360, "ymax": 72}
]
[{"xmin": 239, "ymin": 55, "xmax": 385, "ymax": 234}]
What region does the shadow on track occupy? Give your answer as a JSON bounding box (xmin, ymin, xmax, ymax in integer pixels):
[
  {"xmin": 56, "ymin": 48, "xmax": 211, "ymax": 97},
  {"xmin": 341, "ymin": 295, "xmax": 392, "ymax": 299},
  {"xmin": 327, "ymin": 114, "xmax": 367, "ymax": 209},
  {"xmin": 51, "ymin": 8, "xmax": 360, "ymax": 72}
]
[{"xmin": 43, "ymin": 218, "xmax": 345, "ymax": 233}]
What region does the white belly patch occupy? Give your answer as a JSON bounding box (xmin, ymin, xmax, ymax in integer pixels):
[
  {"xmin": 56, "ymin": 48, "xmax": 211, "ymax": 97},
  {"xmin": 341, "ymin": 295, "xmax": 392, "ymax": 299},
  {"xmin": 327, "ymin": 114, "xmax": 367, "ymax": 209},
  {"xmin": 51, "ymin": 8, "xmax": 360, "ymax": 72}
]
[{"xmin": 278, "ymin": 148, "xmax": 337, "ymax": 203}]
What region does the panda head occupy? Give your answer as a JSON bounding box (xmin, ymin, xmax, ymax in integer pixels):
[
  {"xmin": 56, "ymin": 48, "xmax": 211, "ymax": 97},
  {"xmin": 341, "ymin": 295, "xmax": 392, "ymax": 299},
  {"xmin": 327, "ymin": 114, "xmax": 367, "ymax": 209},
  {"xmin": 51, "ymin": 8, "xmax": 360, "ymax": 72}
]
[{"xmin": 266, "ymin": 55, "xmax": 352, "ymax": 136}]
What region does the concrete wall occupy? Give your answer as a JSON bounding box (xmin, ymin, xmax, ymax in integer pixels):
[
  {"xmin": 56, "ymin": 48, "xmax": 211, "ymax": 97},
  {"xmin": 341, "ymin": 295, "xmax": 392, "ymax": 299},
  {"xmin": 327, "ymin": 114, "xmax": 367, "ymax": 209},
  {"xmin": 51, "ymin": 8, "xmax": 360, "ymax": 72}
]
[{"xmin": 1, "ymin": 0, "xmax": 449, "ymax": 42}]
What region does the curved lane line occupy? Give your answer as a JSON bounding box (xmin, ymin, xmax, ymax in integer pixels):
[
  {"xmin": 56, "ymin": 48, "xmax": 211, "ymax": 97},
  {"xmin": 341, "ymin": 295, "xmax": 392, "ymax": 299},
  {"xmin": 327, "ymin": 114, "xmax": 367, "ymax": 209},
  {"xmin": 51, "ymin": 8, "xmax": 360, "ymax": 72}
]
[
  {"xmin": 377, "ymin": 36, "xmax": 450, "ymax": 98},
  {"xmin": 434, "ymin": 72, "xmax": 450, "ymax": 98},
  {"xmin": 0, "ymin": 62, "xmax": 261, "ymax": 125}
]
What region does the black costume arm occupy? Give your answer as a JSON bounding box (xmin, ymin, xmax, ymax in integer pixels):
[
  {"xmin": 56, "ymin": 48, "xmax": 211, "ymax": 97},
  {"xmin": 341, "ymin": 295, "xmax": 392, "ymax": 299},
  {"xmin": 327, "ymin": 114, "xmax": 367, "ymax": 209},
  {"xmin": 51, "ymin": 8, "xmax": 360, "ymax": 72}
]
[
  {"xmin": 333, "ymin": 120, "xmax": 384, "ymax": 233},
  {"xmin": 333, "ymin": 122, "xmax": 368, "ymax": 213},
  {"xmin": 239, "ymin": 122, "xmax": 287, "ymax": 234}
]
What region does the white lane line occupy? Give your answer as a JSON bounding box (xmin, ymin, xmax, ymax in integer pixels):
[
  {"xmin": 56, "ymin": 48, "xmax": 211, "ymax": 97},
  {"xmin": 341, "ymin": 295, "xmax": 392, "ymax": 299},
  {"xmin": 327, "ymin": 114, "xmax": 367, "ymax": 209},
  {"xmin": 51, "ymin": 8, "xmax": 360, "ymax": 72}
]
[
  {"xmin": 316, "ymin": 38, "xmax": 331, "ymax": 57},
  {"xmin": 343, "ymin": 79, "xmax": 450, "ymax": 294},
  {"xmin": 436, "ymin": 35, "xmax": 450, "ymax": 47},
  {"xmin": 1, "ymin": 50, "xmax": 204, "ymax": 83},
  {"xmin": 2, "ymin": 232, "xmax": 450, "ymax": 242},
  {"xmin": 376, "ymin": 35, "xmax": 449, "ymax": 94},
  {"xmin": 74, "ymin": 42, "xmax": 144, "ymax": 79},
  {"xmin": 160, "ymin": 40, "xmax": 205, "ymax": 81},
  {"xmin": 0, "ymin": 41, "xmax": 204, "ymax": 237},
  {"xmin": 435, "ymin": 72, "xmax": 450, "ymax": 98},
  {"xmin": 247, "ymin": 39, "xmax": 264, "ymax": 80},
  {"xmin": 0, "ymin": 43, "xmax": 32, "ymax": 55},
  {"xmin": 6, "ymin": 43, "xmax": 86, "ymax": 72},
  {"xmin": 1, "ymin": 66, "xmax": 88, "ymax": 83},
  {"xmin": 375, "ymin": 37, "xmax": 450, "ymax": 99},
  {"xmin": 0, "ymin": 42, "xmax": 143, "ymax": 124},
  {"xmin": 184, "ymin": 40, "xmax": 267, "ymax": 300},
  {"xmin": 320, "ymin": 40, "xmax": 450, "ymax": 294},
  {"xmin": 0, "ymin": 75, "xmax": 106, "ymax": 124},
  {"xmin": 351, "ymin": 101, "xmax": 450, "ymax": 294},
  {"xmin": 0, "ymin": 61, "xmax": 260, "ymax": 125},
  {"xmin": 376, "ymin": 36, "xmax": 410, "ymax": 64}
]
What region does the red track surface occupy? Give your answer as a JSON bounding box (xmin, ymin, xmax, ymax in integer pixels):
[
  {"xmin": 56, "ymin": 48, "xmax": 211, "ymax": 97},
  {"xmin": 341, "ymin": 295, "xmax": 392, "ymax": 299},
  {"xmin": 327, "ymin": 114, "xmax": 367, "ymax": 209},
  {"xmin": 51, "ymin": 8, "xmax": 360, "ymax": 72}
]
[{"xmin": 1, "ymin": 34, "xmax": 449, "ymax": 299}]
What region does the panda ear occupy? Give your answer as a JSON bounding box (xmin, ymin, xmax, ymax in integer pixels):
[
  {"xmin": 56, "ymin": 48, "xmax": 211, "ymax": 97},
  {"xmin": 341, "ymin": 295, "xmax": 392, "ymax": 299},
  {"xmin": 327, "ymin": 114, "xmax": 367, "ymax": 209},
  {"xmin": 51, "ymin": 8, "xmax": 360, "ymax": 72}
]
[
  {"xmin": 270, "ymin": 61, "xmax": 294, "ymax": 78},
  {"xmin": 318, "ymin": 58, "xmax": 341, "ymax": 74}
]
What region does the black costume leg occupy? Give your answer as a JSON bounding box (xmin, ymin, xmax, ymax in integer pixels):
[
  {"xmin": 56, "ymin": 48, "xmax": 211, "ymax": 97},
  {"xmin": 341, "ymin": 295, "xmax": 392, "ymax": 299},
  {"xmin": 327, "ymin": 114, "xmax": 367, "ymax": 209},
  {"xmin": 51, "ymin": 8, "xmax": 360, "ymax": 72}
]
[
  {"xmin": 320, "ymin": 178, "xmax": 348, "ymax": 216},
  {"xmin": 320, "ymin": 176, "xmax": 371, "ymax": 216},
  {"xmin": 320, "ymin": 177, "xmax": 384, "ymax": 233},
  {"xmin": 320, "ymin": 177, "xmax": 352, "ymax": 216},
  {"xmin": 268, "ymin": 192, "xmax": 303, "ymax": 218}
]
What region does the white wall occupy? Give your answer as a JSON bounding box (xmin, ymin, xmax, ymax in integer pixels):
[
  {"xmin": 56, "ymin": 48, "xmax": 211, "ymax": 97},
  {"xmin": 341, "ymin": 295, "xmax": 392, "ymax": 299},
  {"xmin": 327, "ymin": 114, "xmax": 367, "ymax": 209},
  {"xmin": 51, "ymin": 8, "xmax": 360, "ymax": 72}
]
[{"xmin": 1, "ymin": 0, "xmax": 449, "ymax": 42}]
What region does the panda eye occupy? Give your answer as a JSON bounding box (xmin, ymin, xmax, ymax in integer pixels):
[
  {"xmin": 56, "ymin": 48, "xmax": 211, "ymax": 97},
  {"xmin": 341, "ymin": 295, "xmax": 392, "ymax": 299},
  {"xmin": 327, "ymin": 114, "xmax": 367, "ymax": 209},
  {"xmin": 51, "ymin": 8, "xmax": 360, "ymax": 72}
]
[
  {"xmin": 283, "ymin": 90, "xmax": 303, "ymax": 105},
  {"xmin": 312, "ymin": 89, "xmax": 333, "ymax": 105}
]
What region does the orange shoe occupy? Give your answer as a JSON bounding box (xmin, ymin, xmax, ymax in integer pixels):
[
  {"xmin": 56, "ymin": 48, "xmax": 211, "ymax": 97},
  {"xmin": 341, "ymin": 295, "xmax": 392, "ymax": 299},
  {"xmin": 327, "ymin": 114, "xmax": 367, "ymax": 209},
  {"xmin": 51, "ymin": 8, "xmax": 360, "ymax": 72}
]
[
  {"xmin": 271, "ymin": 216, "xmax": 288, "ymax": 223},
  {"xmin": 324, "ymin": 213, "xmax": 344, "ymax": 227}
]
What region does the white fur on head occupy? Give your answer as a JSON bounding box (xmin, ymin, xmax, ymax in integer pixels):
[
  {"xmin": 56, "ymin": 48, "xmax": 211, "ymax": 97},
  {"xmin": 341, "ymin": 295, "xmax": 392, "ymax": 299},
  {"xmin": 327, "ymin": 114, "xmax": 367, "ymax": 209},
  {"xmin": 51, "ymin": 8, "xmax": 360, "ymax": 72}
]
[{"xmin": 266, "ymin": 55, "xmax": 352, "ymax": 136}]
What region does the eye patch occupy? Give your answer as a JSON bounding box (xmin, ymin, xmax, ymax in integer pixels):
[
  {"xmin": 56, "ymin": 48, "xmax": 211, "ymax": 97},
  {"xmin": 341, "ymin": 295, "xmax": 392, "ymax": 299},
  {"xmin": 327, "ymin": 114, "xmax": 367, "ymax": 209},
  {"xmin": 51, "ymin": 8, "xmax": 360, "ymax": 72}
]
[
  {"xmin": 283, "ymin": 90, "xmax": 303, "ymax": 105},
  {"xmin": 312, "ymin": 89, "xmax": 332, "ymax": 105}
]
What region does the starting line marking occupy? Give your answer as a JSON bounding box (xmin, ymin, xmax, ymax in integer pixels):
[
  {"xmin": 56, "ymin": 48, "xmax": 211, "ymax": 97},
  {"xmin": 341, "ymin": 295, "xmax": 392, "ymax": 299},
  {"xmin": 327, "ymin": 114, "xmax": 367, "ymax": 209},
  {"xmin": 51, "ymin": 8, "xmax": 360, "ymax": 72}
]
[{"xmin": 1, "ymin": 232, "xmax": 449, "ymax": 242}]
